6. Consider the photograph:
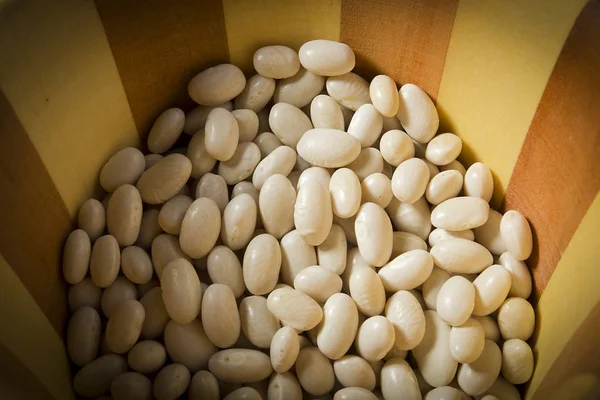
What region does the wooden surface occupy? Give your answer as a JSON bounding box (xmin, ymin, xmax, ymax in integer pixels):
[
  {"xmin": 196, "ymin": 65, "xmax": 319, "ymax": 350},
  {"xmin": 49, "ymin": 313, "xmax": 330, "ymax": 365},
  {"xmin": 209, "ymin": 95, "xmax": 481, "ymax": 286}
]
[
  {"xmin": 0, "ymin": 91, "xmax": 71, "ymax": 335},
  {"xmin": 503, "ymin": 0, "xmax": 600, "ymax": 299},
  {"xmin": 340, "ymin": 0, "xmax": 458, "ymax": 100},
  {"xmin": 95, "ymin": 0, "xmax": 230, "ymax": 137}
]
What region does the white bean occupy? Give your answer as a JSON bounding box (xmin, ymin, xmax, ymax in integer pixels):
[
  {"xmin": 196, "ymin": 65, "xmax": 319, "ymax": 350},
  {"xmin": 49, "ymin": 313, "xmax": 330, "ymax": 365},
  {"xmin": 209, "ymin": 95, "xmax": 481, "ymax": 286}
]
[
  {"xmin": 259, "ymin": 174, "xmax": 295, "ymax": 239},
  {"xmin": 333, "ymin": 355, "xmax": 376, "ymax": 390},
  {"xmin": 349, "ymin": 266, "xmax": 386, "ymax": 316},
  {"xmin": 184, "ymin": 102, "xmax": 233, "ymax": 135},
  {"xmin": 422, "ymin": 267, "xmax": 451, "ymax": 311},
  {"xmin": 431, "ymin": 196, "xmax": 490, "ymax": 231},
  {"xmin": 497, "ymin": 297, "xmax": 535, "ymax": 341},
  {"xmin": 270, "ymin": 327, "xmax": 300, "ymax": 373},
  {"xmin": 379, "ymin": 130, "xmax": 414, "ymax": 167},
  {"xmin": 498, "ymin": 252, "xmax": 532, "ymax": 299},
  {"xmin": 201, "ymin": 284, "xmax": 241, "ymax": 348},
  {"xmin": 501, "ymin": 339, "xmax": 534, "ymax": 384},
  {"xmin": 218, "ymin": 142, "xmax": 261, "ymax": 184},
  {"xmin": 240, "ymin": 296, "xmax": 280, "ymax": 349},
  {"xmin": 348, "ymin": 104, "xmax": 383, "ymax": 148},
  {"xmin": 295, "ymin": 179, "xmax": 333, "ymax": 246},
  {"xmin": 234, "ymin": 74, "xmax": 276, "ymax": 112},
  {"xmin": 355, "ymin": 316, "xmax": 395, "ymax": 362},
  {"xmin": 370, "ymin": 75, "xmax": 399, "ymax": 117},
  {"xmin": 500, "ymin": 210, "xmax": 533, "ymax": 261},
  {"xmin": 317, "ymin": 224, "xmax": 348, "ymax": 275},
  {"xmin": 392, "ymin": 158, "xmax": 430, "ymax": 204},
  {"xmin": 274, "ymin": 68, "xmax": 325, "ymax": 108},
  {"xmin": 474, "ymin": 209, "xmax": 506, "ymax": 255},
  {"xmin": 205, "ymin": 108, "xmax": 239, "ymax": 161},
  {"xmin": 179, "ymin": 197, "xmax": 221, "ymax": 259},
  {"xmin": 252, "ymin": 146, "xmax": 296, "ymax": 190},
  {"xmin": 412, "ymin": 311, "xmax": 458, "ymax": 387},
  {"xmin": 378, "ymin": 249, "xmax": 433, "ymax": 291},
  {"xmin": 436, "ymin": 276, "xmax": 475, "ymax": 326},
  {"xmin": 361, "ymin": 173, "xmax": 393, "ymax": 208},
  {"xmin": 164, "ymin": 319, "xmax": 216, "ymax": 373},
  {"xmin": 268, "ymin": 372, "xmax": 303, "ymax": 400},
  {"xmin": 334, "ymin": 387, "xmax": 378, "ymax": 400},
  {"xmin": 189, "ymin": 64, "xmax": 246, "ymax": 106},
  {"xmin": 396, "ymin": 84, "xmax": 439, "ymax": 143},
  {"xmin": 136, "ymin": 154, "xmax": 192, "ymax": 204},
  {"xmin": 449, "ymin": 318, "xmax": 485, "ymax": 364},
  {"xmin": 428, "ymin": 228, "xmax": 474, "ymax": 247},
  {"xmin": 464, "ymin": 162, "xmax": 494, "ymax": 202},
  {"xmin": 326, "ymin": 72, "xmax": 371, "ymax": 111},
  {"xmin": 148, "ymin": 108, "xmax": 185, "ymax": 154},
  {"xmin": 381, "ymin": 358, "xmax": 420, "ymax": 400},
  {"xmin": 298, "ymin": 128, "xmax": 361, "ymax": 168},
  {"xmin": 296, "ymin": 347, "xmax": 335, "ymax": 395},
  {"xmin": 78, "ymin": 199, "xmax": 106, "ymax": 242},
  {"xmin": 425, "ymin": 133, "xmax": 462, "ymax": 166},
  {"xmin": 426, "ymin": 170, "xmax": 463, "ymax": 205},
  {"xmin": 100, "ymin": 147, "xmax": 146, "ymax": 192},
  {"xmin": 267, "ymin": 287, "xmax": 323, "ymax": 331},
  {"xmin": 207, "ymin": 246, "xmax": 245, "ymax": 298},
  {"xmin": 209, "ymin": 349, "xmax": 272, "ymax": 383},
  {"xmin": 63, "ymin": 229, "xmax": 91, "ymax": 285},
  {"xmin": 387, "ymin": 196, "xmax": 432, "ymax": 240},
  {"xmin": 299, "ymin": 40, "xmax": 355, "ymax": 76},
  {"xmin": 161, "ymin": 259, "xmax": 202, "ymax": 324},
  {"xmin": 187, "ymin": 131, "xmax": 217, "ymax": 179},
  {"xmin": 472, "ymin": 265, "xmax": 512, "ymax": 316},
  {"xmin": 253, "ymin": 45, "xmax": 300, "ymax": 79},
  {"xmin": 330, "ymin": 168, "xmax": 362, "ymax": 218},
  {"xmin": 269, "ymin": 102, "xmax": 313, "ymax": 148},
  {"xmin": 311, "ymin": 94, "xmax": 345, "ymax": 130},
  {"xmin": 355, "ymin": 202, "xmax": 393, "ymax": 267},
  {"xmin": 151, "ymin": 234, "xmax": 190, "ymax": 277},
  {"xmin": 430, "ymin": 238, "xmax": 493, "ymax": 274},
  {"xmin": 294, "ymin": 265, "xmax": 342, "ymax": 303},
  {"xmin": 221, "ymin": 193, "xmax": 257, "ymax": 250},
  {"xmin": 391, "ymin": 231, "xmax": 427, "ymax": 258},
  {"xmin": 280, "ymin": 230, "xmax": 317, "ymax": 285},
  {"xmin": 384, "ymin": 291, "xmax": 426, "ymax": 351},
  {"xmin": 348, "ymin": 148, "xmax": 384, "ymax": 181},
  {"xmin": 457, "ymin": 340, "xmax": 501, "ymax": 396},
  {"xmin": 243, "ymin": 233, "xmax": 282, "ymax": 295}
]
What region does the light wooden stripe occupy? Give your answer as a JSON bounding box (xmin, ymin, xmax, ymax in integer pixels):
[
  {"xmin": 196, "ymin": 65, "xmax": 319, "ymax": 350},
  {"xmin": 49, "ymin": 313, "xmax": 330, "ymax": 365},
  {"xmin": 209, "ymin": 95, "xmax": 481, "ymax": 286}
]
[
  {"xmin": 223, "ymin": 0, "xmax": 341, "ymax": 74},
  {"xmin": 0, "ymin": 254, "xmax": 74, "ymax": 400},
  {"xmin": 0, "ymin": 0, "xmax": 139, "ymax": 217},
  {"xmin": 0, "ymin": 90, "xmax": 70, "ymax": 335},
  {"xmin": 0, "ymin": 342, "xmax": 56, "ymax": 400},
  {"xmin": 95, "ymin": 0, "xmax": 229, "ymax": 136},
  {"xmin": 527, "ymin": 193, "xmax": 600, "ymax": 399},
  {"xmin": 504, "ymin": 0, "xmax": 600, "ymax": 298},
  {"xmin": 340, "ymin": 0, "xmax": 458, "ymax": 100},
  {"xmin": 436, "ymin": 0, "xmax": 587, "ymax": 207}
]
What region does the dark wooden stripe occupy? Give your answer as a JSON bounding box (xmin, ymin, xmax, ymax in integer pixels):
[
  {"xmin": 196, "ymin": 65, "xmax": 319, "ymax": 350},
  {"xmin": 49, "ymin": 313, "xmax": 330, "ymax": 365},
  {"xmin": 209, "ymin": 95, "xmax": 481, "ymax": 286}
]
[
  {"xmin": 0, "ymin": 341, "xmax": 56, "ymax": 400},
  {"xmin": 94, "ymin": 0, "xmax": 230, "ymax": 137},
  {"xmin": 503, "ymin": 0, "xmax": 600, "ymax": 300},
  {"xmin": 340, "ymin": 0, "xmax": 458, "ymax": 100},
  {"xmin": 0, "ymin": 91, "xmax": 70, "ymax": 336},
  {"xmin": 528, "ymin": 301, "xmax": 600, "ymax": 399}
]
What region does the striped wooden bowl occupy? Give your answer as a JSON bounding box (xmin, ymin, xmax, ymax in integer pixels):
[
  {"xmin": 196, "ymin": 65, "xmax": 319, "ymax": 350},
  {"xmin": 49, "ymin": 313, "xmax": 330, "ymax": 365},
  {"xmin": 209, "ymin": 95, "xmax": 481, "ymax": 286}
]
[{"xmin": 0, "ymin": 0, "xmax": 598, "ymax": 399}]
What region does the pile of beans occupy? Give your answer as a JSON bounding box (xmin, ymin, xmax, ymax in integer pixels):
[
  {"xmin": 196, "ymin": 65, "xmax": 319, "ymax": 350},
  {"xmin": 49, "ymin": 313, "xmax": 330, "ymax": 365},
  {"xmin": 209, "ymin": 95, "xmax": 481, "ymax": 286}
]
[{"xmin": 63, "ymin": 40, "xmax": 535, "ymax": 400}]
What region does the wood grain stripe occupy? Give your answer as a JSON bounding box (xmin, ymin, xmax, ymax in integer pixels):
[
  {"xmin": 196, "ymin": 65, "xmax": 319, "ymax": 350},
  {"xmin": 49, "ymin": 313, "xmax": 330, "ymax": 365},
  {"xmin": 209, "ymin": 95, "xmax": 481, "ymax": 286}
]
[
  {"xmin": 436, "ymin": 0, "xmax": 586, "ymax": 207},
  {"xmin": 223, "ymin": 0, "xmax": 341, "ymax": 74},
  {"xmin": 0, "ymin": 0, "xmax": 139, "ymax": 216},
  {"xmin": 504, "ymin": 0, "xmax": 600, "ymax": 299},
  {"xmin": 0, "ymin": 342, "xmax": 56, "ymax": 400},
  {"xmin": 340, "ymin": 0, "xmax": 458, "ymax": 100},
  {"xmin": 0, "ymin": 90, "xmax": 71, "ymax": 335},
  {"xmin": 527, "ymin": 193, "xmax": 600, "ymax": 399},
  {"xmin": 95, "ymin": 0, "xmax": 230, "ymax": 137},
  {"xmin": 0, "ymin": 253, "xmax": 74, "ymax": 400}
]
